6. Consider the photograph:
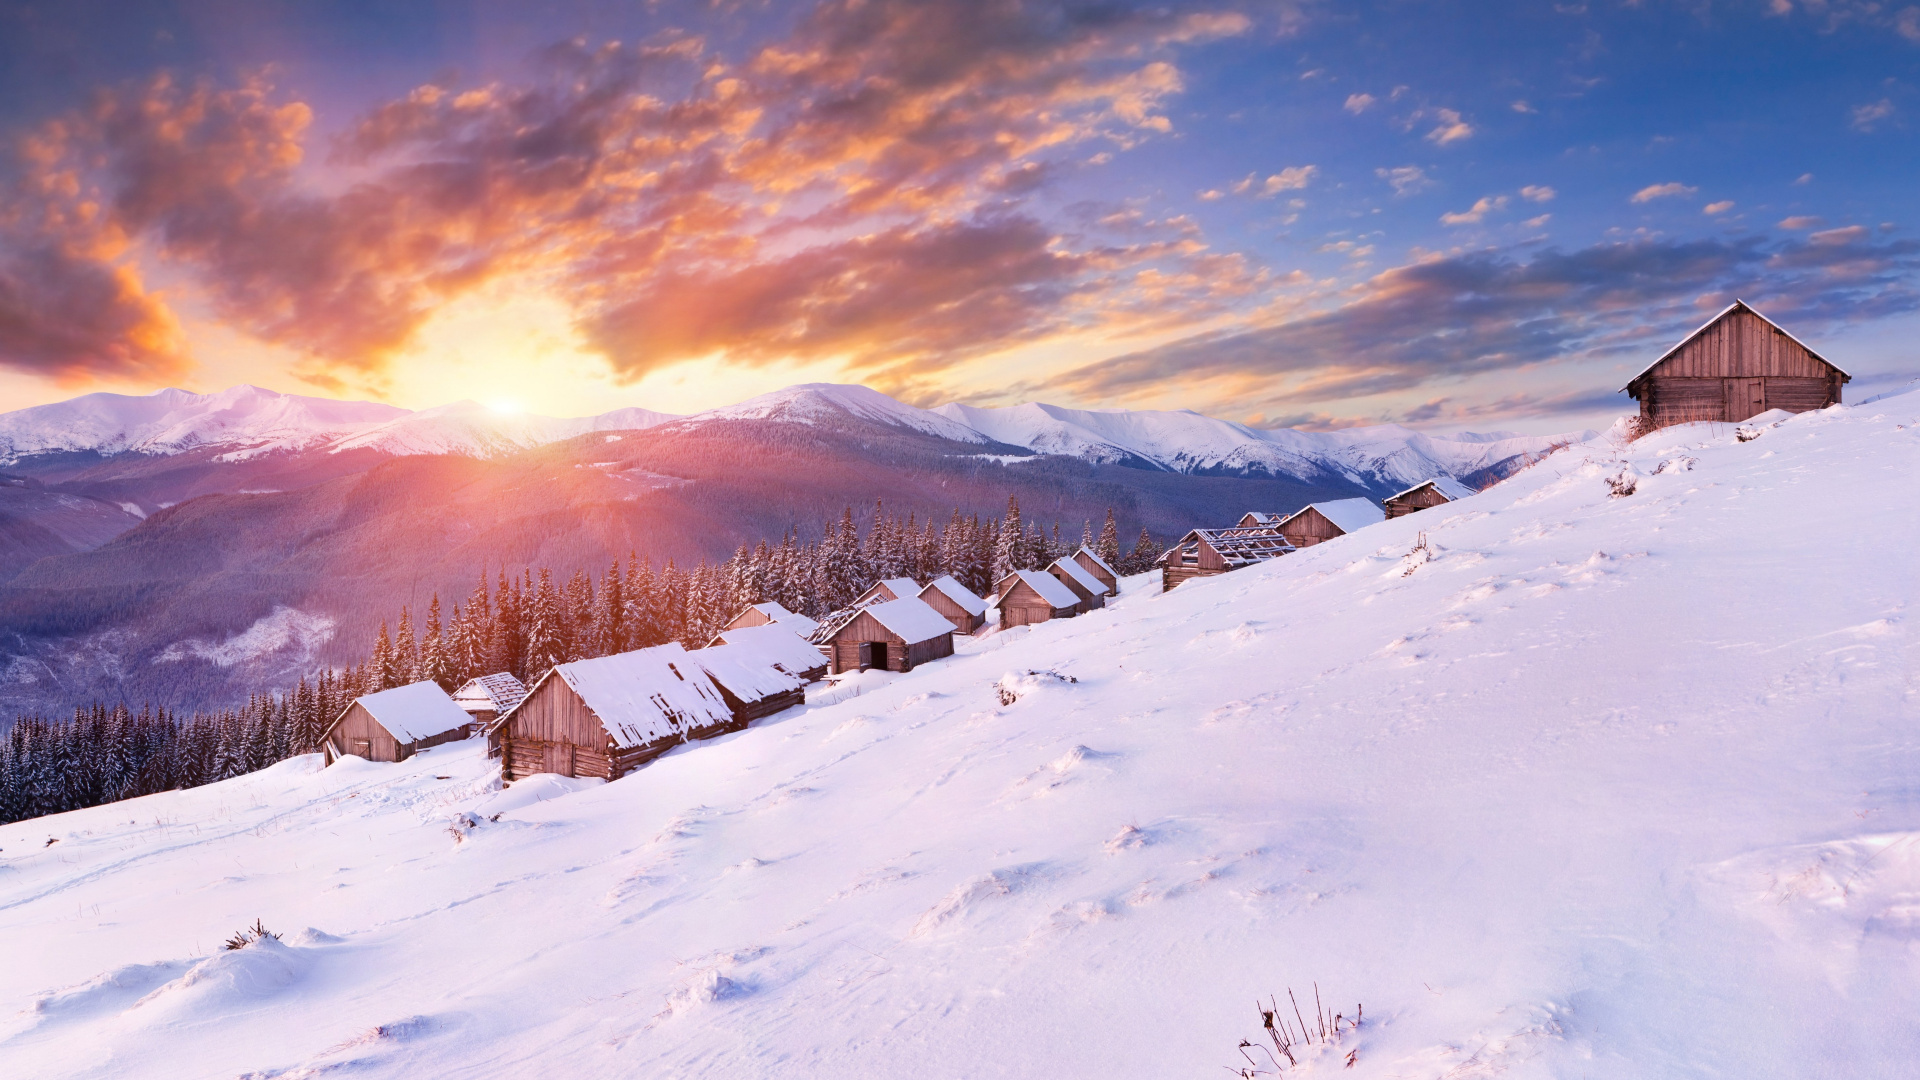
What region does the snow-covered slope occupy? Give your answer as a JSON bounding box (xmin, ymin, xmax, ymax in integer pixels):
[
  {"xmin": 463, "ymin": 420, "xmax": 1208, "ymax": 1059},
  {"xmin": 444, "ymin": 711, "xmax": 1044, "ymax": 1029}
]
[
  {"xmin": 0, "ymin": 386, "xmax": 406, "ymax": 462},
  {"xmin": 317, "ymin": 402, "xmax": 678, "ymax": 458},
  {"xmin": 689, "ymin": 383, "xmax": 991, "ymax": 444},
  {"xmin": 4, "ymin": 396, "xmax": 1915, "ymax": 1078},
  {"xmin": 934, "ymin": 399, "xmax": 1589, "ymax": 487}
]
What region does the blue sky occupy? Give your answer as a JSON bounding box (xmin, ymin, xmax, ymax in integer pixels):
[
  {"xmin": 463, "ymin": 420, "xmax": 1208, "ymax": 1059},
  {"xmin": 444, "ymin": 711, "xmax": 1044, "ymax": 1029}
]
[{"xmin": 0, "ymin": 1, "xmax": 1914, "ymax": 433}]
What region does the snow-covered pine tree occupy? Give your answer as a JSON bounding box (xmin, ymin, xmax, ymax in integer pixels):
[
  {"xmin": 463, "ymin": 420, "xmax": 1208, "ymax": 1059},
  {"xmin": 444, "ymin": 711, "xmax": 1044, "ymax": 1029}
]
[
  {"xmin": 1098, "ymin": 508, "xmax": 1122, "ymax": 567},
  {"xmin": 594, "ymin": 560, "xmax": 625, "ymax": 656},
  {"xmin": 368, "ymin": 622, "xmax": 396, "ymax": 693},
  {"xmin": 420, "ymin": 595, "xmax": 452, "ymax": 689},
  {"xmin": 564, "ymin": 569, "xmax": 594, "ymax": 661},
  {"xmin": 394, "ymin": 606, "xmax": 419, "ymax": 685},
  {"xmin": 524, "ymin": 569, "xmax": 565, "ymax": 678},
  {"xmin": 1126, "ymin": 527, "xmax": 1161, "ymax": 574},
  {"xmin": 994, "ymin": 497, "xmax": 1022, "ymax": 580}
]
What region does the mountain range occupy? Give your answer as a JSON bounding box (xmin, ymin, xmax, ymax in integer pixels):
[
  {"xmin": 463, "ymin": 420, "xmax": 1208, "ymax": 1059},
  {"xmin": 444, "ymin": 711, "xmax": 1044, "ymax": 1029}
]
[{"xmin": 0, "ymin": 383, "xmax": 1591, "ymax": 717}]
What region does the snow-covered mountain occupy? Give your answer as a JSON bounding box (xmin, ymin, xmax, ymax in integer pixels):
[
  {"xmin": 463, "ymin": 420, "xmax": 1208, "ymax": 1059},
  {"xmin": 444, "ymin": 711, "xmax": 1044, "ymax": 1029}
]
[
  {"xmin": 0, "ymin": 383, "xmax": 1584, "ymax": 491},
  {"xmin": 2, "ymin": 394, "xmax": 1913, "ymax": 1077}
]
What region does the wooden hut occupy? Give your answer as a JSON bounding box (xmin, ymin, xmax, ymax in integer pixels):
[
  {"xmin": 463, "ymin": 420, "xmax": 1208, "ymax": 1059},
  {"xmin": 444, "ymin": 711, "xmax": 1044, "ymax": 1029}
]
[
  {"xmin": 322, "ymin": 681, "xmax": 473, "ymax": 765},
  {"xmin": 709, "ymin": 623, "xmax": 829, "ymax": 682},
  {"xmin": 852, "ymin": 577, "xmax": 921, "ymax": 608},
  {"xmin": 1383, "ymin": 477, "xmax": 1476, "ymax": 520},
  {"xmin": 993, "ymin": 569, "xmax": 1081, "ymax": 627},
  {"xmin": 1047, "ymin": 557, "xmax": 1107, "ymax": 613},
  {"xmin": 1070, "ymin": 546, "xmax": 1119, "ymax": 596},
  {"xmin": 1274, "ymin": 498, "xmax": 1384, "ymax": 549},
  {"xmin": 1624, "ymin": 300, "xmax": 1848, "ymax": 429},
  {"xmin": 489, "ymin": 643, "xmax": 734, "ymax": 782},
  {"xmin": 1157, "ymin": 527, "xmax": 1295, "ymax": 590},
  {"xmin": 723, "ymin": 600, "xmax": 819, "ymax": 640},
  {"xmin": 918, "ymin": 575, "xmax": 988, "ymax": 634},
  {"xmin": 689, "ymin": 641, "xmax": 807, "ymax": 732},
  {"xmin": 1236, "ymin": 511, "xmax": 1283, "ymax": 529},
  {"xmin": 812, "ymin": 596, "xmax": 957, "ymax": 675}
]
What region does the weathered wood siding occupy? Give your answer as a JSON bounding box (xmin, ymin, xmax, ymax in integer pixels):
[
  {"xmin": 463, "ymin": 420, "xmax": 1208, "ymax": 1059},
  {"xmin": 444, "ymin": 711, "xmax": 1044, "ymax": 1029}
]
[
  {"xmin": 1046, "ymin": 565, "xmax": 1103, "ymax": 613},
  {"xmin": 1383, "ymin": 486, "xmax": 1452, "ymax": 520},
  {"xmin": 1279, "ymin": 508, "xmax": 1345, "ymax": 549},
  {"xmin": 708, "ymin": 684, "xmax": 807, "ymax": 733},
  {"xmin": 999, "ymin": 580, "xmax": 1075, "ymax": 626},
  {"xmin": 1071, "ymin": 551, "xmax": 1118, "ymax": 594},
  {"xmin": 920, "ymin": 588, "xmax": 985, "ymax": 634},
  {"xmin": 821, "ymin": 608, "xmax": 952, "ymax": 674},
  {"xmin": 725, "ymin": 607, "xmax": 774, "ymax": 631},
  {"xmin": 326, "ymin": 702, "xmax": 401, "ymax": 763},
  {"xmin": 1630, "ymin": 308, "xmax": 1844, "ymax": 426},
  {"xmin": 1161, "ymin": 536, "xmax": 1229, "ymax": 590},
  {"xmin": 496, "ymin": 675, "xmax": 682, "ymax": 783}
]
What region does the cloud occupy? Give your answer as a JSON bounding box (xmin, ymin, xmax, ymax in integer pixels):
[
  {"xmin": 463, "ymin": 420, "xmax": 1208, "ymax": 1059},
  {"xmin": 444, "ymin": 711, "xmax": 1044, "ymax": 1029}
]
[
  {"xmin": 1376, "ymin": 165, "xmax": 1434, "ymax": 196},
  {"xmin": 0, "ymin": 245, "xmax": 191, "ymax": 381},
  {"xmin": 1511, "ymin": 100, "xmax": 1538, "ymax": 114},
  {"xmin": 1259, "ymin": 166, "xmax": 1319, "ymax": 195},
  {"xmin": 1044, "ymin": 232, "xmax": 1920, "ymax": 410},
  {"xmin": 1809, "ymin": 225, "xmax": 1869, "ymax": 246},
  {"xmin": 1344, "ymin": 93, "xmax": 1376, "ymax": 114},
  {"xmin": 3, "ymin": 1, "xmax": 1256, "ymax": 387},
  {"xmin": 1852, "ymin": 98, "xmax": 1895, "ymax": 132},
  {"xmin": 1424, "ymin": 107, "xmax": 1474, "ymax": 145},
  {"xmin": 1704, "ymin": 201, "xmax": 1736, "ymax": 215},
  {"xmin": 1523, "ymin": 214, "xmax": 1552, "ymax": 229},
  {"xmin": 1779, "ymin": 216, "xmax": 1825, "ymax": 229},
  {"xmin": 1631, "ymin": 182, "xmax": 1698, "ymax": 203},
  {"xmin": 1520, "ymin": 185, "xmax": 1556, "ymax": 202},
  {"xmin": 1793, "ymin": 173, "xmax": 1814, "ymax": 185},
  {"xmin": 1440, "ymin": 195, "xmax": 1509, "ymax": 225}
]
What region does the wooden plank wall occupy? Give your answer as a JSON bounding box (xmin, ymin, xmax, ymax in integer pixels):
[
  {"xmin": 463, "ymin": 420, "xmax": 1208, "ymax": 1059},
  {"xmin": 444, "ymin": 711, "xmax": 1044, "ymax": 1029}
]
[
  {"xmin": 1384, "ymin": 487, "xmax": 1451, "ymax": 520},
  {"xmin": 1072, "ymin": 553, "xmax": 1118, "ymax": 594},
  {"xmin": 1161, "ymin": 564, "xmax": 1222, "ymax": 590},
  {"xmin": 327, "ymin": 703, "xmax": 401, "ymax": 763},
  {"xmin": 1281, "ymin": 508, "xmax": 1343, "ymax": 548},
  {"xmin": 1647, "ymin": 310, "xmax": 1831, "ymax": 380},
  {"xmin": 920, "ymin": 589, "xmax": 985, "ymax": 633}
]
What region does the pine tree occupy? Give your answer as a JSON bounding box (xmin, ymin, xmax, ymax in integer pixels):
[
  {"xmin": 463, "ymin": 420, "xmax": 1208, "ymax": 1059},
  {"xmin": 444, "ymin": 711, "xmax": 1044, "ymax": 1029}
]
[
  {"xmin": 368, "ymin": 622, "xmax": 396, "ymax": 693},
  {"xmin": 421, "ymin": 594, "xmax": 454, "ymax": 689},
  {"xmin": 994, "ymin": 496, "xmax": 1022, "ymax": 581},
  {"xmin": 594, "ymin": 559, "xmax": 625, "ymax": 656},
  {"xmin": 1126, "ymin": 527, "xmax": 1161, "ymax": 574},
  {"xmin": 1098, "ymin": 508, "xmax": 1122, "ymax": 567},
  {"xmin": 394, "ymin": 606, "xmax": 419, "ymax": 685}
]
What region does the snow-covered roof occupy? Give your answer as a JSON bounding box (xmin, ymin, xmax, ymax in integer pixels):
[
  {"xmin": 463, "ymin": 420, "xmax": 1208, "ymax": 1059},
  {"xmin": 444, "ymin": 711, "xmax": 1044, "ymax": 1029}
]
[
  {"xmin": 1619, "ymin": 299, "xmax": 1850, "ymax": 392},
  {"xmin": 548, "ymin": 643, "xmax": 734, "ymax": 749},
  {"xmin": 1160, "ymin": 527, "xmax": 1295, "ymax": 568},
  {"xmin": 861, "ymin": 577, "xmax": 920, "ymax": 602},
  {"xmin": 1073, "ymin": 545, "xmax": 1118, "ymax": 579},
  {"xmin": 750, "ymin": 600, "xmax": 796, "ymax": 620},
  {"xmin": 352, "ymin": 681, "xmax": 473, "ymax": 744},
  {"xmin": 921, "ymin": 574, "xmax": 987, "ymax": 616},
  {"xmin": 690, "ymin": 642, "xmax": 806, "ymax": 705},
  {"xmin": 713, "ymin": 623, "xmax": 829, "ymax": 675},
  {"xmin": 452, "ymin": 672, "xmax": 527, "ymax": 714},
  {"xmin": 1239, "ymin": 511, "xmax": 1281, "ymax": 525},
  {"xmin": 1384, "ymin": 476, "xmax": 1476, "ymax": 504},
  {"xmin": 750, "ymin": 601, "xmax": 819, "ymax": 638},
  {"xmin": 1279, "ymin": 497, "xmax": 1385, "ymax": 536},
  {"xmin": 997, "ymin": 568, "xmax": 1081, "ymax": 610},
  {"xmin": 861, "ymin": 597, "xmax": 958, "ymax": 645},
  {"xmin": 1049, "ymin": 558, "xmax": 1105, "ymax": 598}
]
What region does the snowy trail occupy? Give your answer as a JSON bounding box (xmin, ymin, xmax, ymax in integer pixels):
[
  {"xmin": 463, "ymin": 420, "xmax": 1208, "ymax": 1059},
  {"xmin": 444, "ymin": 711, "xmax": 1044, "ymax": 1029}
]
[{"xmin": 1, "ymin": 399, "xmax": 1916, "ymax": 1078}]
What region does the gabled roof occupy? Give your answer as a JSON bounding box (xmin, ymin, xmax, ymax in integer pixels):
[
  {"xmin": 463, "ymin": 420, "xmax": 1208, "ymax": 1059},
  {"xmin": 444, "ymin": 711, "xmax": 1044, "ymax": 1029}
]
[
  {"xmin": 1277, "ymin": 497, "xmax": 1385, "ymax": 536},
  {"xmin": 732, "ymin": 601, "xmax": 819, "ymax": 639},
  {"xmin": 1160, "ymin": 526, "xmax": 1296, "ymax": 568},
  {"xmin": 506, "ymin": 643, "xmax": 733, "ymax": 749},
  {"xmin": 690, "ymin": 641, "xmax": 806, "ymax": 705},
  {"xmin": 858, "ymin": 577, "xmax": 921, "ymax": 603},
  {"xmin": 452, "ymin": 672, "xmax": 527, "ymax": 714},
  {"xmin": 921, "ymin": 574, "xmax": 987, "ymax": 616},
  {"xmin": 712, "ymin": 623, "xmax": 829, "ymax": 675},
  {"xmin": 861, "ymin": 596, "xmax": 958, "ymax": 645},
  {"xmin": 996, "ymin": 568, "xmax": 1081, "ymax": 609},
  {"xmin": 1384, "ymin": 476, "xmax": 1476, "ymax": 505},
  {"xmin": 1239, "ymin": 511, "xmax": 1281, "ymax": 525},
  {"xmin": 1619, "ymin": 299, "xmax": 1850, "ymax": 392},
  {"xmin": 1072, "ymin": 545, "xmax": 1118, "ymax": 579},
  {"xmin": 348, "ymin": 681, "xmax": 472, "ymax": 744},
  {"xmin": 1049, "ymin": 557, "xmax": 1105, "ymax": 597}
]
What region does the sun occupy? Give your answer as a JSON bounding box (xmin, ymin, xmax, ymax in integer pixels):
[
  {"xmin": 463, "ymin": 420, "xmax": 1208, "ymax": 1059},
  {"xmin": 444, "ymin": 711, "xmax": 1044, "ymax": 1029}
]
[{"xmin": 485, "ymin": 398, "xmax": 525, "ymax": 415}]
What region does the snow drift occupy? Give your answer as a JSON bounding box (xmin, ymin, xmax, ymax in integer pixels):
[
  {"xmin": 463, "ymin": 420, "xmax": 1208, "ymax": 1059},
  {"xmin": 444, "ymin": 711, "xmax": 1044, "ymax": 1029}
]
[{"xmin": 0, "ymin": 396, "xmax": 1915, "ymax": 1077}]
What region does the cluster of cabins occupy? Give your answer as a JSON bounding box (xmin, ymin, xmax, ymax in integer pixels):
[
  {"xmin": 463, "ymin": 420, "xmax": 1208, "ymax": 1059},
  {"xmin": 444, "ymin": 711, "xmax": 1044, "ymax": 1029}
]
[
  {"xmin": 1157, "ymin": 477, "xmax": 1476, "ymax": 591},
  {"xmin": 317, "ymin": 547, "xmax": 1124, "ymax": 784}
]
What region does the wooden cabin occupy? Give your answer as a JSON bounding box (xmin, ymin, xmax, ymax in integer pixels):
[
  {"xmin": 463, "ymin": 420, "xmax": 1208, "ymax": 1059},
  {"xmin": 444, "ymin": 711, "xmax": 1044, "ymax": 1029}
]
[
  {"xmin": 1382, "ymin": 477, "xmax": 1476, "ymax": 520},
  {"xmin": 1274, "ymin": 498, "xmax": 1384, "ymax": 549},
  {"xmin": 813, "ymin": 596, "xmax": 956, "ymax": 675},
  {"xmin": 489, "ymin": 643, "xmax": 734, "ymax": 782},
  {"xmin": 455, "ymin": 672, "xmax": 529, "ymax": 759},
  {"xmin": 852, "ymin": 577, "xmax": 921, "ymax": 608},
  {"xmin": 993, "ymin": 569, "xmax": 1081, "ymax": 626},
  {"xmin": 1070, "ymin": 546, "xmax": 1119, "ymax": 596},
  {"xmin": 723, "ymin": 600, "xmax": 819, "ymax": 640},
  {"xmin": 689, "ymin": 641, "xmax": 807, "ymax": 732},
  {"xmin": 1046, "ymin": 557, "xmax": 1107, "ymax": 613},
  {"xmin": 709, "ymin": 623, "xmax": 829, "ymax": 682},
  {"xmin": 1157, "ymin": 527, "xmax": 1295, "ymax": 590},
  {"xmin": 1624, "ymin": 300, "xmax": 1848, "ymax": 429},
  {"xmin": 322, "ymin": 681, "xmax": 473, "ymax": 765},
  {"xmin": 918, "ymin": 575, "xmax": 988, "ymax": 634},
  {"xmin": 1236, "ymin": 511, "xmax": 1282, "ymax": 529}
]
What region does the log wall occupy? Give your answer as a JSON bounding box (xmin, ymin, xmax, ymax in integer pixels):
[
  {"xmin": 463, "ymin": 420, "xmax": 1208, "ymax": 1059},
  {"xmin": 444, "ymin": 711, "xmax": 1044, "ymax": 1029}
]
[
  {"xmin": 1280, "ymin": 508, "xmax": 1344, "ymax": 548},
  {"xmin": 1384, "ymin": 487, "xmax": 1453, "ymax": 520}
]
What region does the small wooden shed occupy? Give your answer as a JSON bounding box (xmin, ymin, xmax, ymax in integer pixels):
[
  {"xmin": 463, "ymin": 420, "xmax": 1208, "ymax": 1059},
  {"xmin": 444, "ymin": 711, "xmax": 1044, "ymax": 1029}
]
[
  {"xmin": 710, "ymin": 623, "xmax": 829, "ymax": 682},
  {"xmin": 852, "ymin": 577, "xmax": 922, "ymax": 608},
  {"xmin": 1382, "ymin": 477, "xmax": 1476, "ymax": 520},
  {"xmin": 993, "ymin": 569, "xmax": 1081, "ymax": 627},
  {"xmin": 490, "ymin": 643, "xmax": 734, "ymax": 782},
  {"xmin": 1157, "ymin": 526, "xmax": 1295, "ymax": 590},
  {"xmin": 918, "ymin": 574, "xmax": 988, "ymax": 634},
  {"xmin": 1236, "ymin": 511, "xmax": 1282, "ymax": 529},
  {"xmin": 1047, "ymin": 557, "xmax": 1107, "ymax": 613},
  {"xmin": 723, "ymin": 600, "xmax": 820, "ymax": 640},
  {"xmin": 1070, "ymin": 546, "xmax": 1119, "ymax": 596},
  {"xmin": 1275, "ymin": 498, "xmax": 1385, "ymax": 549},
  {"xmin": 813, "ymin": 596, "xmax": 957, "ymax": 675},
  {"xmin": 322, "ymin": 681, "xmax": 473, "ymax": 765},
  {"xmin": 689, "ymin": 641, "xmax": 807, "ymax": 732},
  {"xmin": 455, "ymin": 672, "xmax": 529, "ymax": 759},
  {"xmin": 1624, "ymin": 300, "xmax": 1848, "ymax": 429}
]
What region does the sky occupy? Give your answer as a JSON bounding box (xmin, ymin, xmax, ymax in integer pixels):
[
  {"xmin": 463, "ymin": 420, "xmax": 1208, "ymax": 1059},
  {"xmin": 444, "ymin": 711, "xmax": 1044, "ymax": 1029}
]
[{"xmin": 0, "ymin": 0, "xmax": 1916, "ymax": 435}]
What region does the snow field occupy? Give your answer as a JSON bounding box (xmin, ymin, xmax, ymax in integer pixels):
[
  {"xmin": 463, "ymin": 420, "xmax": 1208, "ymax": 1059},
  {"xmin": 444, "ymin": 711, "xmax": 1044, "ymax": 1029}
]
[{"xmin": 0, "ymin": 397, "xmax": 1916, "ymax": 1077}]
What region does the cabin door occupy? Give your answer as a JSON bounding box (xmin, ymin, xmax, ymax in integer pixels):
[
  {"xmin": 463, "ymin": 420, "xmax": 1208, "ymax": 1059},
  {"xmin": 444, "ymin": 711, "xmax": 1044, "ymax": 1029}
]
[
  {"xmin": 544, "ymin": 741, "xmax": 575, "ymax": 777},
  {"xmin": 351, "ymin": 739, "xmax": 372, "ymax": 760},
  {"xmin": 1725, "ymin": 378, "xmax": 1765, "ymax": 422}
]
